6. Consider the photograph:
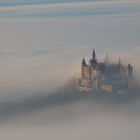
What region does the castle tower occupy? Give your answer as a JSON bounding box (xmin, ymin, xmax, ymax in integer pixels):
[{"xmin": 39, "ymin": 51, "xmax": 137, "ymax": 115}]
[
  {"xmin": 89, "ymin": 62, "xmax": 92, "ymax": 80},
  {"xmin": 81, "ymin": 58, "xmax": 86, "ymax": 79},
  {"xmin": 92, "ymin": 49, "xmax": 96, "ymax": 61},
  {"xmin": 128, "ymin": 64, "xmax": 133, "ymax": 79},
  {"xmin": 92, "ymin": 49, "xmax": 97, "ymax": 68}
]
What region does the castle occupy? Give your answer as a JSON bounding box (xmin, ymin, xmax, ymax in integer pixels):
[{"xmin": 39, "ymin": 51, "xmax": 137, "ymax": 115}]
[{"xmin": 77, "ymin": 49, "xmax": 133, "ymax": 93}]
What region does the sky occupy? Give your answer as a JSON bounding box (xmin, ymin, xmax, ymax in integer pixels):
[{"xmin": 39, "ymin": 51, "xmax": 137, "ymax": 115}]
[
  {"xmin": 0, "ymin": 0, "xmax": 140, "ymax": 140},
  {"xmin": 0, "ymin": 0, "xmax": 139, "ymax": 18}
]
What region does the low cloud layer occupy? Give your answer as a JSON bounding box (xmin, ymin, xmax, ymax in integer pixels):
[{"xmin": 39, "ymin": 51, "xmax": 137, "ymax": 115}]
[
  {"xmin": 1, "ymin": 88, "xmax": 140, "ymax": 140},
  {"xmin": 0, "ymin": 78, "xmax": 140, "ymax": 122}
]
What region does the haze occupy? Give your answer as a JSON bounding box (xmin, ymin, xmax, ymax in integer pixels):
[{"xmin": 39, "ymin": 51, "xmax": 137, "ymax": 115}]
[{"xmin": 0, "ymin": 0, "xmax": 140, "ymax": 140}]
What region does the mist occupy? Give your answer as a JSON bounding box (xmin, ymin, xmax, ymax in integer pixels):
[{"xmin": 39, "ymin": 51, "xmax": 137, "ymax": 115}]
[
  {"xmin": 0, "ymin": 0, "xmax": 140, "ymax": 140},
  {"xmin": 1, "ymin": 93, "xmax": 140, "ymax": 140}
]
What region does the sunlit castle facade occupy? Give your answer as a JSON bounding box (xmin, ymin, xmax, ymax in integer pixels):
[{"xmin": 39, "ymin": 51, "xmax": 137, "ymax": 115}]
[{"xmin": 77, "ymin": 49, "xmax": 133, "ymax": 93}]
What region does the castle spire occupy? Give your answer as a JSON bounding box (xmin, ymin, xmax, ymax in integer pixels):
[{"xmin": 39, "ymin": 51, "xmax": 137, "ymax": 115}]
[
  {"xmin": 92, "ymin": 49, "xmax": 96, "ymax": 60},
  {"xmin": 82, "ymin": 57, "xmax": 86, "ymax": 65}
]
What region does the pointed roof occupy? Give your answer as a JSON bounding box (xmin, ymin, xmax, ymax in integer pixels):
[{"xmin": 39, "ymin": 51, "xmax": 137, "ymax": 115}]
[
  {"xmin": 82, "ymin": 57, "xmax": 86, "ymax": 65},
  {"xmin": 92, "ymin": 48, "xmax": 96, "ymax": 60}
]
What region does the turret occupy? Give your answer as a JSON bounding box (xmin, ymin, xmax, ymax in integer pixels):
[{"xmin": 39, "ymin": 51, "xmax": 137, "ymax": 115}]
[
  {"xmin": 128, "ymin": 64, "xmax": 133, "ymax": 79},
  {"xmin": 82, "ymin": 58, "xmax": 86, "ymax": 65},
  {"xmin": 92, "ymin": 49, "xmax": 96, "ymax": 61},
  {"xmin": 92, "ymin": 49, "xmax": 97, "ymax": 68},
  {"xmin": 81, "ymin": 58, "xmax": 86, "ymax": 79}
]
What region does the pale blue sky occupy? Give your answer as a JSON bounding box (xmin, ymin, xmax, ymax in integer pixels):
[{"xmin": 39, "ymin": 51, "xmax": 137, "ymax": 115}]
[
  {"xmin": 0, "ymin": 0, "xmax": 100, "ymax": 5},
  {"xmin": 0, "ymin": 0, "xmax": 139, "ymax": 17}
]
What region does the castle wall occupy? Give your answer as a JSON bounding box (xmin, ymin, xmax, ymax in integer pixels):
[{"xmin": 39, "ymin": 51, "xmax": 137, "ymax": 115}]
[
  {"xmin": 83, "ymin": 66, "xmax": 90, "ymax": 79},
  {"xmin": 91, "ymin": 69, "xmax": 98, "ymax": 80}
]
